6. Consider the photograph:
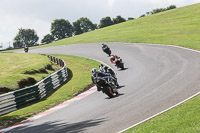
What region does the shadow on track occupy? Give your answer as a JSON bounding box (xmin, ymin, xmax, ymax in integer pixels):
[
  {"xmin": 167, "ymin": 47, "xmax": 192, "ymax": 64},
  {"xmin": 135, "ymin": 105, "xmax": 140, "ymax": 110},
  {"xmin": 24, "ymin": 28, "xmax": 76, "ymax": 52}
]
[
  {"xmin": 118, "ymin": 68, "xmax": 128, "ymax": 71},
  {"xmin": 117, "ymin": 85, "xmax": 125, "ymax": 89},
  {"xmin": 105, "ymin": 93, "xmax": 124, "ymax": 99},
  {"xmin": 11, "ymin": 118, "xmax": 107, "ymax": 133}
]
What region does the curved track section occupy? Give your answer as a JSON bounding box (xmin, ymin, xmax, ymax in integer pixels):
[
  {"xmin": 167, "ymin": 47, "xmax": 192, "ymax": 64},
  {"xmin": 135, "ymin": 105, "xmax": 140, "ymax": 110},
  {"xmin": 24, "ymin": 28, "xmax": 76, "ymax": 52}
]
[{"xmin": 11, "ymin": 43, "xmax": 200, "ymax": 133}]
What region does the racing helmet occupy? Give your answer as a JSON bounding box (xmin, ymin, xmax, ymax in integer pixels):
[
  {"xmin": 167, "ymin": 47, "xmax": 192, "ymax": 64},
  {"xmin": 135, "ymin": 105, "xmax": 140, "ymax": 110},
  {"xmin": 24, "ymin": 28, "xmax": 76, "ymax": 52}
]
[
  {"xmin": 99, "ymin": 64, "xmax": 104, "ymax": 68},
  {"xmin": 91, "ymin": 68, "xmax": 97, "ymax": 73}
]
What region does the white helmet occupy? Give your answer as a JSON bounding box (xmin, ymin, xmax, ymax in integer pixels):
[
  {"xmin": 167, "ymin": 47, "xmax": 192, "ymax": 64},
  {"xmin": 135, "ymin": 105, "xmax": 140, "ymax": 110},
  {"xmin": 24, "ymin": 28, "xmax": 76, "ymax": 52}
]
[
  {"xmin": 91, "ymin": 68, "xmax": 97, "ymax": 73},
  {"xmin": 99, "ymin": 64, "xmax": 104, "ymax": 68}
]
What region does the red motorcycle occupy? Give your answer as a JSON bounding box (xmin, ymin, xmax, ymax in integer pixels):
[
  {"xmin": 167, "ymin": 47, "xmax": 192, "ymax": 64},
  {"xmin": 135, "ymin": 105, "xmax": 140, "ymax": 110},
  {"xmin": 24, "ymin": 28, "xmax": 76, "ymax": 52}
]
[{"xmin": 110, "ymin": 55, "xmax": 124, "ymax": 70}]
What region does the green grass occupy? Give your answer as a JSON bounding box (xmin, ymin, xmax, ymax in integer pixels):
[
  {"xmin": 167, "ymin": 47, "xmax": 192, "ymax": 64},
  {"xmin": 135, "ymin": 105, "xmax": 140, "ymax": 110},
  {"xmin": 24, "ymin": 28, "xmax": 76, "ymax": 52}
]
[
  {"xmin": 0, "ymin": 53, "xmax": 60, "ymax": 91},
  {"xmin": 124, "ymin": 95, "xmax": 200, "ymax": 133},
  {"xmin": 0, "ymin": 54, "xmax": 99, "ymax": 128},
  {"xmin": 37, "ymin": 3, "xmax": 200, "ymax": 50}
]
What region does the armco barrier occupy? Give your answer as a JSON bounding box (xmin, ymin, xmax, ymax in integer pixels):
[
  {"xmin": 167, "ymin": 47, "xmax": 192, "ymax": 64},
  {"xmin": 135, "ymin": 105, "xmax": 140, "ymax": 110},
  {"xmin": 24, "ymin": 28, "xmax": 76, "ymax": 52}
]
[{"xmin": 0, "ymin": 55, "xmax": 68, "ymax": 116}]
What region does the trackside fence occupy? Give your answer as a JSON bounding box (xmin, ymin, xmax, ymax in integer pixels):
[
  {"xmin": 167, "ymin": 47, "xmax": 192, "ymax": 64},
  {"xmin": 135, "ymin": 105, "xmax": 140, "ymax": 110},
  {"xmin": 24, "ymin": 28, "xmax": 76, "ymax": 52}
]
[{"xmin": 0, "ymin": 55, "xmax": 68, "ymax": 116}]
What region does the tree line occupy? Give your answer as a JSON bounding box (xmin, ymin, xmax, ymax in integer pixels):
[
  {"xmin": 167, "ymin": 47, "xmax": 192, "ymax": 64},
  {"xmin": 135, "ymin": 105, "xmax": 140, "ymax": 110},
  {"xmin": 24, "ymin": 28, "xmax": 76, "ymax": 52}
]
[
  {"xmin": 13, "ymin": 5, "xmax": 176, "ymax": 48},
  {"xmin": 140, "ymin": 5, "xmax": 176, "ymax": 18}
]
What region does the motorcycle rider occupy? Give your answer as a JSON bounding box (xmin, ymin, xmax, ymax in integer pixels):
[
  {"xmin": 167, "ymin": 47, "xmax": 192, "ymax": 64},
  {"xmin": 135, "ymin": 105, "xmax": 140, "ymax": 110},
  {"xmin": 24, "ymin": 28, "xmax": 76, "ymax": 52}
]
[
  {"xmin": 110, "ymin": 55, "xmax": 120, "ymax": 64},
  {"xmin": 98, "ymin": 64, "xmax": 119, "ymax": 87},
  {"xmin": 91, "ymin": 68, "xmax": 118, "ymax": 91},
  {"xmin": 24, "ymin": 45, "xmax": 29, "ymax": 53},
  {"xmin": 98, "ymin": 64, "xmax": 107, "ymax": 73},
  {"xmin": 102, "ymin": 43, "xmax": 109, "ymax": 51},
  {"xmin": 102, "ymin": 43, "xmax": 111, "ymax": 56}
]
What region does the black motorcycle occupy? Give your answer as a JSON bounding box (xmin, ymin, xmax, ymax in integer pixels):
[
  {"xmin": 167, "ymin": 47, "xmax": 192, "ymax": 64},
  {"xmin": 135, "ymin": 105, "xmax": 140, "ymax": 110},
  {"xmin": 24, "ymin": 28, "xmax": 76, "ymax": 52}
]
[
  {"xmin": 24, "ymin": 47, "xmax": 29, "ymax": 53},
  {"xmin": 115, "ymin": 59, "xmax": 124, "ymax": 70},
  {"xmin": 102, "ymin": 47, "xmax": 111, "ymax": 56},
  {"xmin": 110, "ymin": 57, "xmax": 124, "ymax": 70},
  {"xmin": 94, "ymin": 76, "xmax": 118, "ymax": 98}
]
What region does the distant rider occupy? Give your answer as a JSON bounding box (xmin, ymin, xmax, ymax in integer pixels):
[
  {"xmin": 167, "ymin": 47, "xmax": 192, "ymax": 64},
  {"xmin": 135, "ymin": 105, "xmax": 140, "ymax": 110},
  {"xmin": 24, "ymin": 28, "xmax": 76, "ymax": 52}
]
[
  {"xmin": 24, "ymin": 45, "xmax": 29, "ymax": 53},
  {"xmin": 110, "ymin": 55, "xmax": 120, "ymax": 64},
  {"xmin": 102, "ymin": 43, "xmax": 109, "ymax": 51},
  {"xmin": 102, "ymin": 43, "xmax": 112, "ymax": 56}
]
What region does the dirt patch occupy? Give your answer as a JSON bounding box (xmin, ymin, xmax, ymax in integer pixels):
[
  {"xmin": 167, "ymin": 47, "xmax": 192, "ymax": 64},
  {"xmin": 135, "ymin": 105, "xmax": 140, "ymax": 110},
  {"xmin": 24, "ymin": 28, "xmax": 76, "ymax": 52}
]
[
  {"xmin": 45, "ymin": 64, "xmax": 55, "ymax": 71},
  {"xmin": 24, "ymin": 68, "xmax": 48, "ymax": 74},
  {"xmin": 0, "ymin": 87, "xmax": 12, "ymax": 94},
  {"xmin": 18, "ymin": 77, "xmax": 37, "ymax": 88},
  {"xmin": 0, "ymin": 77, "xmax": 37, "ymax": 94},
  {"xmin": 23, "ymin": 64, "xmax": 55, "ymax": 75}
]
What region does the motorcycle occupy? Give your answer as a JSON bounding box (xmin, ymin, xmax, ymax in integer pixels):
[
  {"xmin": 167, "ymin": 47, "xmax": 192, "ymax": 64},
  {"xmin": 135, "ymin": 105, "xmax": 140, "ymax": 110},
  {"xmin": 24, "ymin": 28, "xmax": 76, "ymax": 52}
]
[
  {"xmin": 94, "ymin": 76, "xmax": 118, "ymax": 98},
  {"xmin": 102, "ymin": 47, "xmax": 111, "ymax": 56},
  {"xmin": 24, "ymin": 47, "xmax": 29, "ymax": 53},
  {"xmin": 110, "ymin": 57, "xmax": 124, "ymax": 70},
  {"xmin": 115, "ymin": 59, "xmax": 124, "ymax": 70}
]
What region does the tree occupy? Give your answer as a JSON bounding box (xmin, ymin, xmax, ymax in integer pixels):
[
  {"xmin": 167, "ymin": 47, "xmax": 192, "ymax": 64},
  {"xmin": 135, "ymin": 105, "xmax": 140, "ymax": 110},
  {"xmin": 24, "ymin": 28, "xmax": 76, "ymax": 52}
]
[
  {"xmin": 13, "ymin": 28, "xmax": 39, "ymax": 47},
  {"xmin": 73, "ymin": 17, "xmax": 97, "ymax": 35},
  {"xmin": 128, "ymin": 17, "xmax": 135, "ymax": 20},
  {"xmin": 51, "ymin": 19, "xmax": 73, "ymax": 40},
  {"xmin": 146, "ymin": 12, "xmax": 151, "ymax": 16},
  {"xmin": 139, "ymin": 14, "xmax": 146, "ymax": 18},
  {"xmin": 73, "ymin": 20, "xmax": 83, "ymax": 35},
  {"xmin": 13, "ymin": 41, "xmax": 22, "ymax": 48},
  {"xmin": 166, "ymin": 5, "xmax": 176, "ymax": 10},
  {"xmin": 41, "ymin": 34, "xmax": 54, "ymax": 44},
  {"xmin": 98, "ymin": 17, "xmax": 113, "ymax": 28},
  {"xmin": 112, "ymin": 15, "xmax": 126, "ymax": 24}
]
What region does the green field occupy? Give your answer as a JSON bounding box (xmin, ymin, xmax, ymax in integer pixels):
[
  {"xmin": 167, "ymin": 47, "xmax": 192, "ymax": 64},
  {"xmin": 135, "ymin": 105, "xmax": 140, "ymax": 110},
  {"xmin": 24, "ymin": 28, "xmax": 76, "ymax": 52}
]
[
  {"xmin": 0, "ymin": 55, "xmax": 99, "ymax": 129},
  {"xmin": 0, "ymin": 53, "xmax": 60, "ymax": 92},
  {"xmin": 38, "ymin": 3, "xmax": 200, "ymax": 50}
]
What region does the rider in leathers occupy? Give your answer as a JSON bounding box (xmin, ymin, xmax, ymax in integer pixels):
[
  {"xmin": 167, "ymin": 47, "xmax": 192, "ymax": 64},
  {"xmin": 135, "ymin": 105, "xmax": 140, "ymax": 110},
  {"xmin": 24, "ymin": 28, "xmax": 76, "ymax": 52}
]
[
  {"xmin": 98, "ymin": 64, "xmax": 119, "ymax": 87},
  {"xmin": 102, "ymin": 43, "xmax": 109, "ymax": 51},
  {"xmin": 91, "ymin": 68, "xmax": 118, "ymax": 91}
]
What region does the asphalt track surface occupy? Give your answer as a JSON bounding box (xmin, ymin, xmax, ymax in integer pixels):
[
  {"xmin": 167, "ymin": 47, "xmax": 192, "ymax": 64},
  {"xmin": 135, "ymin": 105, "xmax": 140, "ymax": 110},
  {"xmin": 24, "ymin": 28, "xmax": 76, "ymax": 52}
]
[{"xmin": 11, "ymin": 43, "xmax": 200, "ymax": 133}]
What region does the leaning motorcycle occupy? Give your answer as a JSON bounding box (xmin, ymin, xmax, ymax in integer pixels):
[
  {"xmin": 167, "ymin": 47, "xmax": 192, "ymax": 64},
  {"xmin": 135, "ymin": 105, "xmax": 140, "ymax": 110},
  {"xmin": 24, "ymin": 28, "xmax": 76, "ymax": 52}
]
[
  {"xmin": 110, "ymin": 58, "xmax": 124, "ymax": 70},
  {"xmin": 115, "ymin": 59, "xmax": 124, "ymax": 70},
  {"xmin": 102, "ymin": 47, "xmax": 111, "ymax": 56},
  {"xmin": 95, "ymin": 77, "xmax": 118, "ymax": 98}
]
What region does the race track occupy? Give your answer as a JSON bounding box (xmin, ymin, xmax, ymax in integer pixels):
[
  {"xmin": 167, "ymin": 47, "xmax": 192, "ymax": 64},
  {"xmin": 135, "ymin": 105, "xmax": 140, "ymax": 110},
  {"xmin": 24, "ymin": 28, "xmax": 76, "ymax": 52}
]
[{"xmin": 11, "ymin": 43, "xmax": 200, "ymax": 133}]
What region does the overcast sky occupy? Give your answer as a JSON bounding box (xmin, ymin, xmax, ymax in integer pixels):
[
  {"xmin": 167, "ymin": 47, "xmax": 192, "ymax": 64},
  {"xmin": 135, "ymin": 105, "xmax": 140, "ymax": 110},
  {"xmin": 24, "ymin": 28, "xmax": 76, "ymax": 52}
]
[{"xmin": 0, "ymin": 0, "xmax": 199, "ymax": 48}]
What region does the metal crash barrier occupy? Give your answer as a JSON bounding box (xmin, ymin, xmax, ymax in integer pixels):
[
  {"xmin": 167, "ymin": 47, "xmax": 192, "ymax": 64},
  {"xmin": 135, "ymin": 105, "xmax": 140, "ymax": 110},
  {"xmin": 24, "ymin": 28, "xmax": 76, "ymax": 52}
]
[{"xmin": 0, "ymin": 55, "xmax": 68, "ymax": 116}]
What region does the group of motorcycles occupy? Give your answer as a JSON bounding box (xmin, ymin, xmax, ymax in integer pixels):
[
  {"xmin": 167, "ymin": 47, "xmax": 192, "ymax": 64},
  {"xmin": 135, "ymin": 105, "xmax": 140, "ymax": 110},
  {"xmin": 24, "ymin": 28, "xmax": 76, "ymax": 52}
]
[
  {"xmin": 91, "ymin": 43, "xmax": 125, "ymax": 98},
  {"xmin": 102, "ymin": 43, "xmax": 124, "ymax": 70}
]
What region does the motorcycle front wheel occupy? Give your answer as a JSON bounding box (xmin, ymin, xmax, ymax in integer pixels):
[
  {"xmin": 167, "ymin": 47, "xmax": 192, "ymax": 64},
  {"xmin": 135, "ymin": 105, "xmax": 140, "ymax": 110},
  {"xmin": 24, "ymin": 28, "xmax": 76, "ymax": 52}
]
[{"xmin": 103, "ymin": 86, "xmax": 114, "ymax": 98}]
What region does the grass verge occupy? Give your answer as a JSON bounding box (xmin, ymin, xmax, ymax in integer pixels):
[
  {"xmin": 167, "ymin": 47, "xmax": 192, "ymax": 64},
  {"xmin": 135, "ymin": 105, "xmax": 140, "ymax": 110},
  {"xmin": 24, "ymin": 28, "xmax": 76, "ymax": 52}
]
[
  {"xmin": 0, "ymin": 53, "xmax": 60, "ymax": 93},
  {"xmin": 0, "ymin": 54, "xmax": 99, "ymax": 129},
  {"xmin": 124, "ymin": 95, "xmax": 200, "ymax": 133}
]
